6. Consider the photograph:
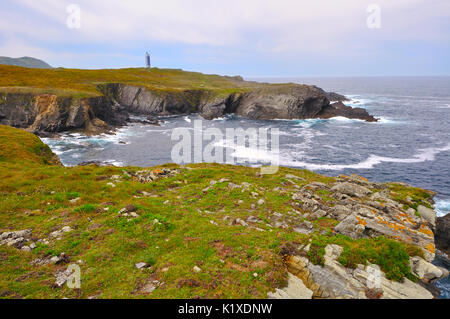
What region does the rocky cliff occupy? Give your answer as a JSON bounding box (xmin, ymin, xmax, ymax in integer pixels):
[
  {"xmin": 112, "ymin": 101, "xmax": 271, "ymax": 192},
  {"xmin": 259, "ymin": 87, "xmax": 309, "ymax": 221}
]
[
  {"xmin": 0, "ymin": 91, "xmax": 128, "ymax": 136},
  {"xmin": 0, "ymin": 81, "xmax": 376, "ymax": 136},
  {"xmin": 108, "ymin": 83, "xmax": 377, "ymax": 122}
]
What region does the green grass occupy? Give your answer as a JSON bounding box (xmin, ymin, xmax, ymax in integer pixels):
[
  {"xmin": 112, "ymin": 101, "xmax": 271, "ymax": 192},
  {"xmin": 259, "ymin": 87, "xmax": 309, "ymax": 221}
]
[
  {"xmin": 307, "ymin": 235, "xmax": 422, "ymax": 282},
  {"xmin": 388, "ymin": 183, "xmax": 435, "ymax": 210},
  {"xmin": 0, "ymin": 125, "xmax": 433, "ymax": 298},
  {"xmin": 0, "ymin": 65, "xmax": 260, "ymax": 98}
]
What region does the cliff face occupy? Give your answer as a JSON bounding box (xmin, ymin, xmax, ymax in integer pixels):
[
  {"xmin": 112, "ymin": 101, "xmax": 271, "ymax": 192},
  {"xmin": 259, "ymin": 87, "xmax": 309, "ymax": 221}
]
[
  {"xmin": 0, "ymin": 92, "xmax": 128, "ymax": 136},
  {"xmin": 108, "ymin": 83, "xmax": 377, "ymax": 122},
  {"xmin": 0, "ymin": 82, "xmax": 376, "ymax": 136}
]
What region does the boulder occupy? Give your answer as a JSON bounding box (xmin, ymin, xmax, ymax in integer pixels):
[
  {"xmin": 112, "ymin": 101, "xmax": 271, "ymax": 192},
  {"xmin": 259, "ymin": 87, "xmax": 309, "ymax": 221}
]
[
  {"xmin": 417, "ymin": 205, "xmax": 436, "ymax": 228},
  {"xmin": 334, "ymin": 214, "xmax": 366, "ymax": 239},
  {"xmin": 331, "ymin": 182, "xmax": 372, "ymax": 198},
  {"xmin": 410, "ymin": 256, "xmax": 443, "ymax": 281}
]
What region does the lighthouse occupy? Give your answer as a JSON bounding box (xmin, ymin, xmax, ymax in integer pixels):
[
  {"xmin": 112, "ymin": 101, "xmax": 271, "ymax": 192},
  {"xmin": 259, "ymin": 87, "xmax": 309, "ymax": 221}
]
[{"xmin": 145, "ymin": 52, "xmax": 151, "ymax": 68}]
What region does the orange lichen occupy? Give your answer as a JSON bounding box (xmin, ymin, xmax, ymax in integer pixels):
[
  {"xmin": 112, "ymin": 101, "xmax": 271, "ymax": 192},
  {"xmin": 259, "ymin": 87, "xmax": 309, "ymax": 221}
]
[
  {"xmin": 387, "ymin": 222, "xmax": 406, "ymax": 231},
  {"xmin": 425, "ymin": 243, "xmax": 436, "ymax": 254},
  {"xmin": 418, "ymin": 225, "xmax": 434, "ymax": 237},
  {"xmin": 356, "ymin": 216, "xmax": 367, "ymax": 226}
]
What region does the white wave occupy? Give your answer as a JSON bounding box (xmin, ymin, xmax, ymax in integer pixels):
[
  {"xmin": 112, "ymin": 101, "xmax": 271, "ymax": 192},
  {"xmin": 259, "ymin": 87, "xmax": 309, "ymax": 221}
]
[
  {"xmin": 342, "ymin": 95, "xmax": 374, "ymax": 108},
  {"xmin": 375, "ymin": 117, "xmax": 398, "ymax": 124},
  {"xmin": 328, "ymin": 116, "xmax": 365, "ymax": 123},
  {"xmin": 103, "ymin": 159, "xmax": 125, "ymax": 167},
  {"xmin": 435, "ymin": 199, "xmax": 450, "ymax": 217},
  {"xmin": 282, "ymin": 143, "xmax": 450, "ymax": 171}
]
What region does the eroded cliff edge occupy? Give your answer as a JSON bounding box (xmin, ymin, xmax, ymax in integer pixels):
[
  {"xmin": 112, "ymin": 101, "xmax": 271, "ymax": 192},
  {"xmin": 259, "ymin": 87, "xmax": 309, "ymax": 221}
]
[{"xmin": 0, "ymin": 82, "xmax": 377, "ymax": 136}]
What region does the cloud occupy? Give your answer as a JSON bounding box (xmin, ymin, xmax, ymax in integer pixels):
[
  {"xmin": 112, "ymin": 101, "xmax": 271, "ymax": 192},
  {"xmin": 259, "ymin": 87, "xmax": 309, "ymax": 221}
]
[
  {"xmin": 7, "ymin": 0, "xmax": 450, "ymax": 49},
  {"xmin": 1, "ymin": 0, "xmax": 449, "ymax": 74}
]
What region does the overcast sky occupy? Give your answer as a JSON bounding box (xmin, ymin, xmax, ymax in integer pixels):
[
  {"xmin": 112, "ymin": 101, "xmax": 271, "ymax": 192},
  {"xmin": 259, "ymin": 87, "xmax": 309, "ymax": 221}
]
[{"xmin": 1, "ymin": 0, "xmax": 449, "ymax": 76}]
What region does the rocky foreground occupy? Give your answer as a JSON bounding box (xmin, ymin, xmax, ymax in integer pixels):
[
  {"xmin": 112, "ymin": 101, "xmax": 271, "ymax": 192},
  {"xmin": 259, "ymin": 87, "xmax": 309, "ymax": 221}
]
[
  {"xmin": 0, "ymin": 125, "xmax": 448, "ymax": 299},
  {"xmin": 0, "ymin": 65, "xmax": 376, "ymax": 137}
]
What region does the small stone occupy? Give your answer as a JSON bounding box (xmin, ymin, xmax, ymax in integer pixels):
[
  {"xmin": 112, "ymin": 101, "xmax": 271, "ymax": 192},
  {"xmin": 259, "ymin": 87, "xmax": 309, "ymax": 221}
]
[
  {"xmin": 135, "ymin": 262, "xmax": 148, "ymax": 269},
  {"xmin": 61, "ymin": 226, "xmax": 73, "ymax": 233},
  {"xmin": 50, "ymin": 256, "xmax": 60, "ymax": 264},
  {"xmin": 193, "ymin": 266, "xmax": 202, "ymax": 273},
  {"xmin": 235, "ymin": 218, "xmax": 248, "ymax": 227},
  {"xmin": 107, "ymin": 183, "xmax": 116, "ymax": 188},
  {"xmin": 69, "ymin": 197, "xmax": 81, "ymax": 204},
  {"xmin": 257, "ymin": 199, "xmax": 265, "ymax": 206}
]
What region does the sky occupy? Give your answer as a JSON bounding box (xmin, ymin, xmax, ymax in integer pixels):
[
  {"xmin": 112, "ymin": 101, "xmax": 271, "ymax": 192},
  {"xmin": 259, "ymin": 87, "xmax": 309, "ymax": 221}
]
[{"xmin": 0, "ymin": 0, "xmax": 449, "ymax": 77}]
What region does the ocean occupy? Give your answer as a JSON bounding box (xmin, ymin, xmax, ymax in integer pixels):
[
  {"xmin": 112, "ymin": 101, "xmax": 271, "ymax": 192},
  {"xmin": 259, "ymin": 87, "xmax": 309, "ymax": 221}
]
[{"xmin": 41, "ymin": 76, "xmax": 450, "ymax": 298}]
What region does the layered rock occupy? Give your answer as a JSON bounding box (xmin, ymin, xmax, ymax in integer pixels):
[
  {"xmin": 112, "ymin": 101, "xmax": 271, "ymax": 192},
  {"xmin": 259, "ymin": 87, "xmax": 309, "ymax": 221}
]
[
  {"xmin": 263, "ymin": 173, "xmax": 449, "ymax": 299},
  {"xmin": 0, "ymin": 92, "xmax": 128, "ymax": 136},
  {"xmin": 283, "ymin": 245, "xmax": 437, "ymax": 299}
]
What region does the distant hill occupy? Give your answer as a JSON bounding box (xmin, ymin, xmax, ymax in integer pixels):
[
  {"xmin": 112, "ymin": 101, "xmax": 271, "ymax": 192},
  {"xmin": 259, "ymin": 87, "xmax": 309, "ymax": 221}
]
[{"xmin": 0, "ymin": 56, "xmax": 52, "ymax": 69}]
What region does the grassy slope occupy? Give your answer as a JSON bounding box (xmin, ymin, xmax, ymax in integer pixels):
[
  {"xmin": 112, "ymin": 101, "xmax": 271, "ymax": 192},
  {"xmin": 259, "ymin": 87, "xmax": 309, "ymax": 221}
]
[
  {"xmin": 0, "ymin": 125, "xmax": 427, "ymax": 299},
  {"xmin": 0, "ymin": 65, "xmax": 263, "ymax": 98}
]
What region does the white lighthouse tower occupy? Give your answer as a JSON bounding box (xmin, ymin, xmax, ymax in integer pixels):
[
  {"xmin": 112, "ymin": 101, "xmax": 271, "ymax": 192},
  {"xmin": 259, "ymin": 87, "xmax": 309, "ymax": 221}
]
[{"xmin": 145, "ymin": 52, "xmax": 151, "ymax": 68}]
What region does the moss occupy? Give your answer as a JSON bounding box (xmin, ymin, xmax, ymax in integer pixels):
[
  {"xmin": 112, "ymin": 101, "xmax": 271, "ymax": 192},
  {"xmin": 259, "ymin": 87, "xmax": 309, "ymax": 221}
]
[
  {"xmin": 388, "ymin": 183, "xmax": 434, "ymax": 210},
  {"xmin": 307, "ymin": 235, "xmax": 420, "ymax": 282},
  {"xmin": 73, "ymin": 204, "xmax": 97, "ymax": 214}
]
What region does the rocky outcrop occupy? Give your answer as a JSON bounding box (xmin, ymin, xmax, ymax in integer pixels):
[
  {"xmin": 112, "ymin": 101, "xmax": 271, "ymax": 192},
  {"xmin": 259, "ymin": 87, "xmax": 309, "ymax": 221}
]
[
  {"xmin": 0, "ymin": 92, "xmax": 129, "ymax": 136},
  {"xmin": 436, "ymin": 214, "xmax": 450, "ymax": 257},
  {"xmin": 283, "ymin": 245, "xmax": 436, "ymax": 299},
  {"xmin": 267, "ymin": 273, "xmax": 313, "ymax": 299},
  {"xmin": 110, "ymin": 83, "xmax": 376, "ymax": 122},
  {"xmin": 312, "ymin": 85, "xmax": 349, "ymax": 102},
  {"xmin": 318, "ymin": 101, "xmax": 377, "ymax": 122}
]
